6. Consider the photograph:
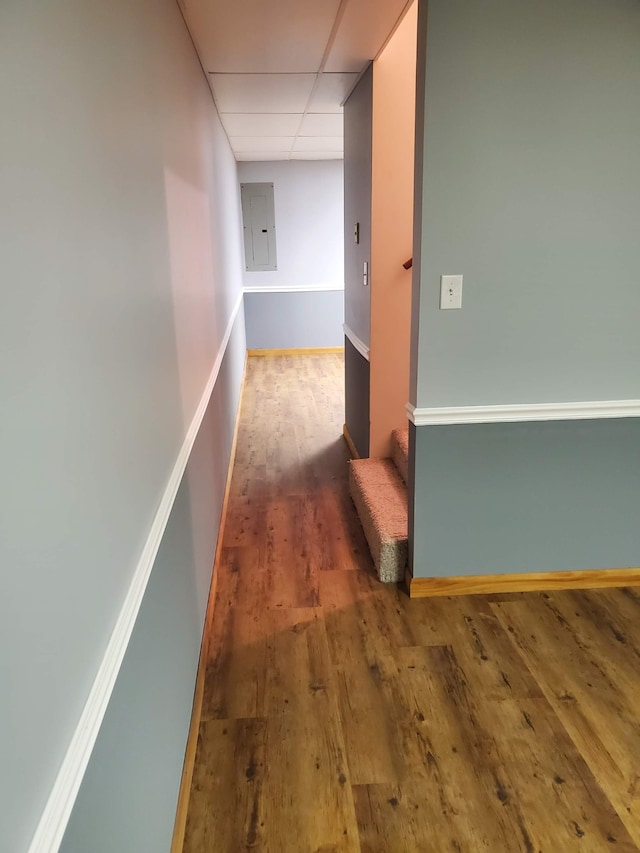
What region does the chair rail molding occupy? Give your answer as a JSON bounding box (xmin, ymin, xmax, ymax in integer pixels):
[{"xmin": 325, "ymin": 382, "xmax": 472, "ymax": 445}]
[
  {"xmin": 244, "ymin": 283, "xmax": 344, "ymax": 293},
  {"xmin": 406, "ymin": 399, "xmax": 640, "ymax": 426},
  {"xmin": 343, "ymin": 323, "xmax": 370, "ymax": 362},
  {"xmin": 27, "ymin": 292, "xmax": 244, "ymax": 853}
]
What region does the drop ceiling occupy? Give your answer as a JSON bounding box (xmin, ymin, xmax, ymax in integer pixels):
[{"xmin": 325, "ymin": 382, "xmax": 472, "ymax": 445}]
[{"xmin": 180, "ymin": 0, "xmax": 412, "ymax": 161}]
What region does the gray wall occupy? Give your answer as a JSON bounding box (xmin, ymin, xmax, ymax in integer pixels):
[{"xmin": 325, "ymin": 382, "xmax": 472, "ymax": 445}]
[
  {"xmin": 0, "ymin": 0, "xmax": 246, "ymax": 849},
  {"xmin": 410, "ymin": 419, "xmax": 640, "ymax": 578},
  {"xmin": 238, "ymin": 160, "xmax": 344, "ymax": 350},
  {"xmin": 344, "ymin": 64, "xmax": 372, "ymax": 349},
  {"xmin": 60, "ymin": 318, "xmax": 246, "ymax": 853},
  {"xmin": 409, "ymin": 0, "xmax": 640, "ymax": 579},
  {"xmin": 343, "ymin": 65, "xmax": 373, "ymax": 454},
  {"xmin": 412, "ymin": 0, "xmax": 640, "ymax": 408},
  {"xmin": 345, "ymin": 339, "xmax": 370, "ymax": 458},
  {"xmin": 244, "ymin": 290, "xmax": 344, "ymax": 349},
  {"xmin": 238, "ymin": 160, "xmax": 344, "ymax": 291}
]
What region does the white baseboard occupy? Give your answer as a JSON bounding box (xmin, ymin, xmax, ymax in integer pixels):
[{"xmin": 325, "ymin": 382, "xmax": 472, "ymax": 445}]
[
  {"xmin": 27, "ymin": 293, "xmax": 244, "ymax": 853},
  {"xmin": 243, "ymin": 283, "xmax": 343, "ymax": 293},
  {"xmin": 406, "ymin": 399, "xmax": 640, "ymax": 426}
]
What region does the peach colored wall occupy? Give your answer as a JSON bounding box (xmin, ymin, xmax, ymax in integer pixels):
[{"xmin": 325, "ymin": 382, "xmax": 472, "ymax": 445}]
[{"xmin": 370, "ymin": 2, "xmax": 417, "ymax": 457}]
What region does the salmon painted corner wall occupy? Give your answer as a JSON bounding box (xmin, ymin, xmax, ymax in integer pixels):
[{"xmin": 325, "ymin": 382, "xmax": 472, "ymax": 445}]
[{"xmin": 369, "ymin": 1, "xmax": 417, "ymax": 457}]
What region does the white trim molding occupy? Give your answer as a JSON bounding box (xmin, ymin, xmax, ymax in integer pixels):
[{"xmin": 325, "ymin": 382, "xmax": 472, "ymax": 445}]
[
  {"xmin": 406, "ymin": 399, "xmax": 640, "ymax": 426},
  {"xmin": 343, "ymin": 323, "xmax": 370, "ymax": 361},
  {"xmin": 27, "ymin": 293, "xmax": 244, "ymax": 853},
  {"xmin": 243, "ymin": 283, "xmax": 344, "ymax": 293}
]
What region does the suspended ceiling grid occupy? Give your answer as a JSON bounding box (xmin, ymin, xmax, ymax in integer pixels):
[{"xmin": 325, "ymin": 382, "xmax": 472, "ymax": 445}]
[{"xmin": 180, "ymin": 0, "xmax": 412, "ymax": 160}]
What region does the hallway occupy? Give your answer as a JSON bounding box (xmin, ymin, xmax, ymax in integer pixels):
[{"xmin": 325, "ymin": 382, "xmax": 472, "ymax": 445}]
[{"xmin": 180, "ymin": 353, "xmax": 640, "ymax": 852}]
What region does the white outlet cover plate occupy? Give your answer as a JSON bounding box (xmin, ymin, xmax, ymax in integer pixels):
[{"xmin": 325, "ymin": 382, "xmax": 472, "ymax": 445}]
[{"xmin": 440, "ymin": 274, "xmax": 463, "ymax": 309}]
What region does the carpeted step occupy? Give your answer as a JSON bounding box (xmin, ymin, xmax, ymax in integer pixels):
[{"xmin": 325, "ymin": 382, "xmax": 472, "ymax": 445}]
[
  {"xmin": 390, "ymin": 427, "xmax": 409, "ymax": 485},
  {"xmin": 349, "ymin": 458, "xmax": 408, "ymax": 583}
]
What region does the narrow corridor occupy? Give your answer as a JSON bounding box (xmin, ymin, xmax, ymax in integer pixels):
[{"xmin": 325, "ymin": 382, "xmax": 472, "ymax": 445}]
[{"xmin": 181, "ymin": 353, "xmax": 640, "ymax": 852}]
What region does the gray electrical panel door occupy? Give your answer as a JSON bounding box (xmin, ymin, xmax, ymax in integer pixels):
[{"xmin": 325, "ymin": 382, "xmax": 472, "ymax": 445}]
[{"xmin": 241, "ymin": 182, "xmax": 277, "ymax": 271}]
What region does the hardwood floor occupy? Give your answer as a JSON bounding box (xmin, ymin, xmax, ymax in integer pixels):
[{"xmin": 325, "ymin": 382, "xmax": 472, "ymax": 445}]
[{"xmin": 182, "ymin": 353, "xmax": 640, "ymax": 852}]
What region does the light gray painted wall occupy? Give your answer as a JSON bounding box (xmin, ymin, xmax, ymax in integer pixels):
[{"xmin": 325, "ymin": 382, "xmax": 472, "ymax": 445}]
[
  {"xmin": 345, "ymin": 339, "xmax": 370, "ymax": 458},
  {"xmin": 410, "ymin": 419, "xmax": 640, "ymax": 578},
  {"xmin": 343, "ymin": 66, "xmax": 373, "ymax": 455},
  {"xmin": 244, "ymin": 290, "xmax": 343, "ymax": 349},
  {"xmin": 409, "ymin": 0, "xmax": 640, "ymax": 582},
  {"xmin": 238, "ymin": 160, "xmax": 344, "ymax": 290},
  {"xmin": 238, "ymin": 160, "xmax": 344, "ymax": 348},
  {"xmin": 412, "ymin": 0, "xmax": 640, "ymax": 408},
  {"xmin": 344, "ymin": 64, "xmax": 372, "ymax": 348},
  {"xmin": 60, "ymin": 317, "xmax": 246, "ymax": 853},
  {"xmin": 0, "ymin": 0, "xmax": 245, "ymax": 849}
]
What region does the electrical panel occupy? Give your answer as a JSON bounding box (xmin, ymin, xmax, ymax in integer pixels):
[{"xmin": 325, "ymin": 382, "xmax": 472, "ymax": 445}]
[{"xmin": 240, "ymin": 182, "xmax": 277, "ymax": 272}]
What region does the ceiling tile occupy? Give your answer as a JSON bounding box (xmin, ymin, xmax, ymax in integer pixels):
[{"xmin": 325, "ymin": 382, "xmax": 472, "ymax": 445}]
[
  {"xmin": 290, "ymin": 151, "xmax": 344, "ymax": 161},
  {"xmin": 222, "ymin": 113, "xmax": 303, "ymax": 137},
  {"xmin": 210, "ymin": 74, "xmax": 316, "ymax": 114},
  {"xmin": 299, "ymin": 113, "xmax": 344, "ymax": 137},
  {"xmin": 230, "ymin": 136, "xmax": 295, "ymax": 153},
  {"xmin": 324, "ymin": 0, "xmax": 410, "ymax": 73},
  {"xmin": 308, "ymin": 73, "xmax": 359, "ymax": 112},
  {"xmin": 183, "ymin": 0, "xmax": 411, "ymax": 162},
  {"xmin": 183, "ymin": 0, "xmax": 342, "ymax": 73},
  {"xmin": 235, "ymin": 152, "xmax": 291, "ymax": 161},
  {"xmin": 293, "ymin": 136, "xmax": 343, "ymax": 153}
]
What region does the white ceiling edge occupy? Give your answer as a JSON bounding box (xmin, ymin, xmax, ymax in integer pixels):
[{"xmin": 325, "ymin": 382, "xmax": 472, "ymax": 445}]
[
  {"xmin": 230, "ymin": 136, "xmax": 296, "ymax": 152},
  {"xmin": 293, "ymin": 135, "xmax": 343, "ymax": 152},
  {"xmin": 235, "ymin": 152, "xmax": 344, "ymax": 162},
  {"xmin": 235, "ymin": 152, "xmax": 291, "ymax": 161},
  {"xmin": 290, "ymin": 151, "xmax": 343, "ymax": 160}
]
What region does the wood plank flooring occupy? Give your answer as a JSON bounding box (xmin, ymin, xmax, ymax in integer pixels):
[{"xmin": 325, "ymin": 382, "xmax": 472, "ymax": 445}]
[{"xmin": 182, "ymin": 353, "xmax": 640, "ymax": 852}]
